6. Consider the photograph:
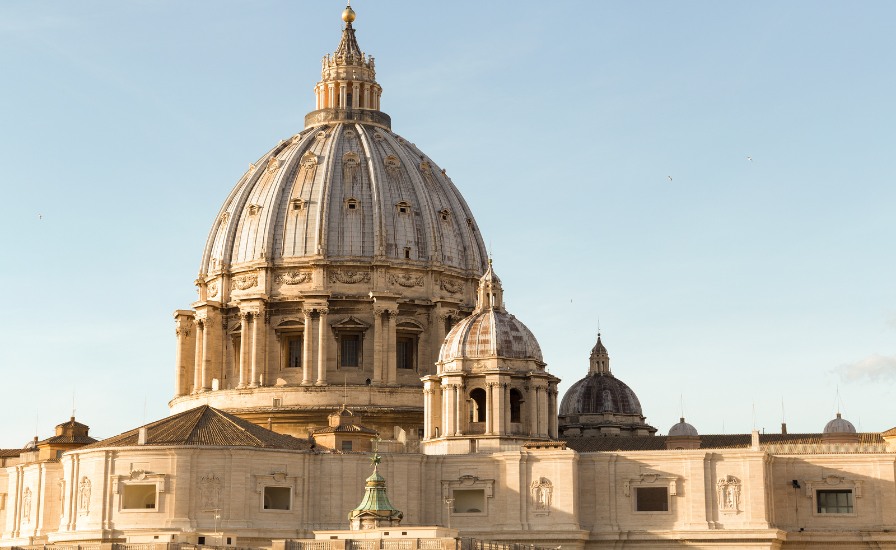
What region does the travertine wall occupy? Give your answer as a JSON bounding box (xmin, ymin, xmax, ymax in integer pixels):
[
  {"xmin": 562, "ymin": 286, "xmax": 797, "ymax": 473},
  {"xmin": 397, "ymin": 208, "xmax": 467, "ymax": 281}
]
[{"xmin": 4, "ymin": 445, "xmax": 896, "ymax": 549}]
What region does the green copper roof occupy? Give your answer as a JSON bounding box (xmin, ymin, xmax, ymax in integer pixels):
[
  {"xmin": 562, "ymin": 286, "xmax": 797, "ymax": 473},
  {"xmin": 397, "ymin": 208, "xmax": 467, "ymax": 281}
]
[{"xmin": 348, "ymin": 453, "xmax": 402, "ymax": 521}]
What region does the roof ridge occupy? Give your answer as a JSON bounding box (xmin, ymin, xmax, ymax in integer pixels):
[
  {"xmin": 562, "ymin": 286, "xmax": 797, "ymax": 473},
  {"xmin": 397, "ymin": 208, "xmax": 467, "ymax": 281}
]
[{"xmin": 212, "ymin": 407, "xmax": 269, "ymax": 447}]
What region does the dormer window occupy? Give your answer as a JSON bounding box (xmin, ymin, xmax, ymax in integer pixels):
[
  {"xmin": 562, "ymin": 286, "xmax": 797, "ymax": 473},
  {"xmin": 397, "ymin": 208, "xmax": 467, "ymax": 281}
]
[
  {"xmin": 247, "ymin": 204, "xmax": 262, "ymax": 216},
  {"xmin": 439, "ymin": 208, "xmax": 450, "ymax": 222},
  {"xmin": 346, "ymin": 198, "xmax": 359, "ymax": 210},
  {"xmin": 290, "ymin": 199, "xmax": 305, "ymax": 212},
  {"xmin": 396, "ymin": 201, "xmax": 411, "ymax": 214}
]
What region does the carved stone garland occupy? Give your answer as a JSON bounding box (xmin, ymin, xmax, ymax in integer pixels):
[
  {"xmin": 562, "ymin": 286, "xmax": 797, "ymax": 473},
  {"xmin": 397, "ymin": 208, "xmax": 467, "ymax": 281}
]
[{"xmin": 233, "ymin": 273, "xmax": 258, "ymax": 290}]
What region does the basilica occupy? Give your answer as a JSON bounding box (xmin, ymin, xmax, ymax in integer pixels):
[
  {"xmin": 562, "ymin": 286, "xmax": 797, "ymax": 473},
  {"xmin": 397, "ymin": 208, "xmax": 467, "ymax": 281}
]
[{"xmin": 2, "ymin": 6, "xmax": 895, "ymax": 550}]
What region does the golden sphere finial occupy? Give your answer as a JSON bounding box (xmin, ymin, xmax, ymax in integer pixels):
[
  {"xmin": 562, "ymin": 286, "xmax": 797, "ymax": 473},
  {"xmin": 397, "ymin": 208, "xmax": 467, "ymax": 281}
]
[{"xmin": 342, "ymin": 3, "xmax": 356, "ymax": 24}]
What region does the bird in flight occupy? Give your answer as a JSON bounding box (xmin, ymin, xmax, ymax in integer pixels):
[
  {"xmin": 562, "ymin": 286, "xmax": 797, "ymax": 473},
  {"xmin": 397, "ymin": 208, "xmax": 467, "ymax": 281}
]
[
  {"xmin": 746, "ymin": 156, "xmax": 753, "ymax": 162},
  {"xmin": 667, "ymin": 175, "xmax": 673, "ymax": 182}
]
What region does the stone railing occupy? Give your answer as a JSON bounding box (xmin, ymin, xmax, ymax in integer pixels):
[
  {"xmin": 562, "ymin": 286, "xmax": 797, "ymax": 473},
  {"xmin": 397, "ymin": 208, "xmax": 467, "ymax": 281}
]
[{"xmin": 281, "ymin": 539, "xmax": 554, "ymax": 550}]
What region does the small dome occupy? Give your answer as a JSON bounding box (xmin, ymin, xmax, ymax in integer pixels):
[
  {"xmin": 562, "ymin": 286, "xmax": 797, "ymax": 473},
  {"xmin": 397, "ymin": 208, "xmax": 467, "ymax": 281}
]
[
  {"xmin": 823, "ymin": 412, "xmax": 856, "ymax": 434},
  {"xmin": 559, "ymin": 373, "xmax": 643, "ymax": 416},
  {"xmin": 439, "ymin": 261, "xmax": 543, "ymax": 363},
  {"xmin": 439, "ymin": 309, "xmax": 543, "ymax": 362},
  {"xmin": 668, "ymin": 417, "xmax": 699, "ymax": 437}
]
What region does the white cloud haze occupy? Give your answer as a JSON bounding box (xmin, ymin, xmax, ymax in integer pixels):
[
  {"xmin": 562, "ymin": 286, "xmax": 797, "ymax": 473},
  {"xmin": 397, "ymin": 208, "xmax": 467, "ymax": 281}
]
[{"xmin": 838, "ymin": 354, "xmax": 896, "ymax": 383}]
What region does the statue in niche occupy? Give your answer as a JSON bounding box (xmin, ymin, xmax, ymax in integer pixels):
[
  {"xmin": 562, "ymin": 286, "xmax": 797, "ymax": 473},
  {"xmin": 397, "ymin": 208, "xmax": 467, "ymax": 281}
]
[
  {"xmin": 22, "ymin": 487, "xmax": 32, "ymax": 523},
  {"xmin": 717, "ymin": 475, "xmax": 741, "ymax": 512},
  {"xmin": 199, "ymin": 474, "xmax": 223, "ymax": 510},
  {"xmin": 530, "ymin": 477, "xmax": 553, "ymax": 512},
  {"xmin": 78, "ymin": 477, "xmax": 91, "ymax": 515}
]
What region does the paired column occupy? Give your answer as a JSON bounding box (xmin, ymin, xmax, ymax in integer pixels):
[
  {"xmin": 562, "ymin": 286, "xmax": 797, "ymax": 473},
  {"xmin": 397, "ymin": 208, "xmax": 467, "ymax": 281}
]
[
  {"xmin": 484, "ymin": 383, "xmax": 493, "ymax": 435},
  {"xmin": 386, "ymin": 310, "xmax": 397, "ymax": 384},
  {"xmin": 454, "ymin": 384, "xmax": 463, "ymax": 436},
  {"xmin": 302, "ymin": 310, "xmax": 313, "ymax": 385},
  {"xmin": 249, "ymin": 311, "xmax": 262, "ymax": 387},
  {"xmin": 548, "ymin": 388, "xmax": 558, "ymax": 438},
  {"xmin": 192, "ymin": 318, "xmax": 204, "ymax": 393},
  {"xmin": 491, "ymin": 382, "xmax": 505, "ymax": 436},
  {"xmin": 201, "ymin": 317, "xmax": 212, "ymax": 390},
  {"xmin": 174, "ymin": 315, "xmax": 192, "ymax": 397},
  {"xmin": 373, "ymin": 309, "xmax": 383, "ymax": 384},
  {"xmin": 528, "ymin": 385, "xmax": 539, "ymax": 436},
  {"xmin": 443, "ymin": 385, "xmax": 454, "ymax": 436},
  {"xmin": 504, "ymin": 384, "xmax": 512, "ymax": 433},
  {"xmin": 537, "ymin": 385, "xmax": 549, "ymax": 437},
  {"xmin": 316, "ymin": 308, "xmax": 329, "ymax": 385},
  {"xmin": 238, "ymin": 312, "xmax": 250, "ymax": 388}
]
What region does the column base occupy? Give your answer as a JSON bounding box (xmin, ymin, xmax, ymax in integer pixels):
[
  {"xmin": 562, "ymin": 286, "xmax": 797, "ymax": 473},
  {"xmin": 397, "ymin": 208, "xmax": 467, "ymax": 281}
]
[{"xmin": 314, "ymin": 381, "xmax": 328, "ymax": 386}]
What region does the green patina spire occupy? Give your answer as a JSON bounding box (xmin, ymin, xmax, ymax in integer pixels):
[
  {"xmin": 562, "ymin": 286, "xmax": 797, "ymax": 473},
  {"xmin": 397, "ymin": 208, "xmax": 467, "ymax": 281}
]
[{"xmin": 348, "ymin": 440, "xmax": 403, "ymax": 529}]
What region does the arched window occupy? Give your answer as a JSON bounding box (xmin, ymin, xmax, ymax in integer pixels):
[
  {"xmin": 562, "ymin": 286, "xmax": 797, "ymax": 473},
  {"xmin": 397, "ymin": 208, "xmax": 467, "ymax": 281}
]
[
  {"xmin": 510, "ymin": 389, "xmax": 523, "ymax": 423},
  {"xmin": 470, "ymin": 388, "xmax": 487, "ymax": 423}
]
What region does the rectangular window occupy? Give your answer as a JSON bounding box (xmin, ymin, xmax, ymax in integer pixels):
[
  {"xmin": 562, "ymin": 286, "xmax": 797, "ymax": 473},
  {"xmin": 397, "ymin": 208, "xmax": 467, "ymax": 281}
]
[
  {"xmin": 635, "ymin": 487, "xmax": 669, "ymax": 512},
  {"xmin": 397, "ymin": 337, "xmax": 415, "ymax": 369},
  {"xmin": 287, "ymin": 336, "xmax": 302, "ymax": 368},
  {"xmin": 452, "ymin": 489, "xmax": 485, "ymax": 514},
  {"xmin": 341, "ymin": 335, "xmax": 360, "ymax": 367},
  {"xmin": 817, "ymin": 489, "xmax": 853, "ymax": 514},
  {"xmin": 341, "ymin": 440, "xmax": 353, "ymax": 452},
  {"xmin": 122, "ymin": 484, "xmax": 157, "ymax": 510},
  {"xmin": 263, "ymin": 486, "xmax": 291, "ymax": 510}
]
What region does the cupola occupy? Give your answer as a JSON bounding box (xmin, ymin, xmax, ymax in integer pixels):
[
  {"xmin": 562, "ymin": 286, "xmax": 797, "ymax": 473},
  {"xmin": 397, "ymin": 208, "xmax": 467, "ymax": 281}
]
[
  {"xmin": 822, "ymin": 412, "xmax": 859, "ymax": 444},
  {"xmin": 422, "ymin": 262, "xmax": 561, "ymax": 454},
  {"xmin": 558, "ymin": 333, "xmax": 656, "ymax": 438},
  {"xmin": 666, "ymin": 417, "xmax": 700, "ymax": 450}
]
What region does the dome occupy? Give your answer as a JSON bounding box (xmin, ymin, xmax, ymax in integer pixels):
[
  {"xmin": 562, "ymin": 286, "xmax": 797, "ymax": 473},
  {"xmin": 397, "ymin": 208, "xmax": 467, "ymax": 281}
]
[
  {"xmin": 438, "ymin": 262, "xmax": 543, "ymax": 363},
  {"xmin": 823, "ymin": 412, "xmax": 856, "ymax": 434},
  {"xmin": 200, "ymin": 124, "xmax": 485, "ymax": 277},
  {"xmin": 198, "ymin": 4, "xmax": 486, "ymax": 287},
  {"xmin": 668, "ymin": 417, "xmax": 699, "ymax": 437},
  {"xmin": 172, "ymin": 6, "xmax": 488, "ymax": 440},
  {"xmin": 558, "ymin": 372, "xmax": 644, "ymax": 416},
  {"xmin": 439, "ymin": 309, "xmax": 543, "ymax": 363}
]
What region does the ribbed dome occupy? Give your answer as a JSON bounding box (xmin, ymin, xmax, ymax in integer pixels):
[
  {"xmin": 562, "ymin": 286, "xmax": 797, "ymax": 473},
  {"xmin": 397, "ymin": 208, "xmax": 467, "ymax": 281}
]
[
  {"xmin": 439, "ymin": 309, "xmax": 543, "ymax": 362},
  {"xmin": 559, "ymin": 373, "xmax": 644, "ymax": 416},
  {"xmin": 668, "ymin": 417, "xmax": 699, "ymax": 437},
  {"xmin": 200, "ymin": 123, "xmax": 486, "ymax": 275},
  {"xmin": 824, "ymin": 413, "xmax": 857, "ymax": 434},
  {"xmin": 438, "ymin": 261, "xmax": 543, "ymax": 363}
]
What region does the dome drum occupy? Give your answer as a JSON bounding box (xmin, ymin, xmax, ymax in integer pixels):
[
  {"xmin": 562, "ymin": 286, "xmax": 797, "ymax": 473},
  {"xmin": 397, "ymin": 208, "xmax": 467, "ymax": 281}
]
[{"xmin": 305, "ymin": 108, "xmax": 391, "ymax": 129}]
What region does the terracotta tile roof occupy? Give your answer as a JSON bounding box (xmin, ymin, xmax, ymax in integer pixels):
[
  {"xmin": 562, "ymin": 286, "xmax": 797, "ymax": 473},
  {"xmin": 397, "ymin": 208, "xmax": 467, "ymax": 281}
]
[
  {"xmin": 564, "ymin": 432, "xmax": 888, "ymax": 454},
  {"xmin": 882, "ymin": 427, "xmax": 896, "ymax": 437},
  {"xmin": 0, "ymin": 449, "xmax": 23, "ymax": 458},
  {"xmin": 82, "ymin": 406, "xmax": 311, "ymax": 450},
  {"xmin": 38, "ymin": 434, "xmax": 98, "ymax": 445},
  {"xmin": 313, "ymin": 424, "xmax": 378, "ymax": 435}
]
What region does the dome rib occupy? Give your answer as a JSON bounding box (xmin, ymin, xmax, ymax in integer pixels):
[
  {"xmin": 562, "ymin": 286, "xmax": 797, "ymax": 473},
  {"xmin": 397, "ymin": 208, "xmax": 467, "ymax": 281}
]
[
  {"xmin": 316, "ymin": 124, "xmax": 342, "ymax": 257},
  {"xmin": 388, "ymin": 132, "xmax": 441, "ymax": 262}
]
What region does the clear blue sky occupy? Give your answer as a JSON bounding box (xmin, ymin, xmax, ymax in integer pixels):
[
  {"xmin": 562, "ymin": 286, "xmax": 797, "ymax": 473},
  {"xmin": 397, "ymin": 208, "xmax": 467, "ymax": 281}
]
[{"xmin": 1, "ymin": 1, "xmax": 894, "ymax": 447}]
